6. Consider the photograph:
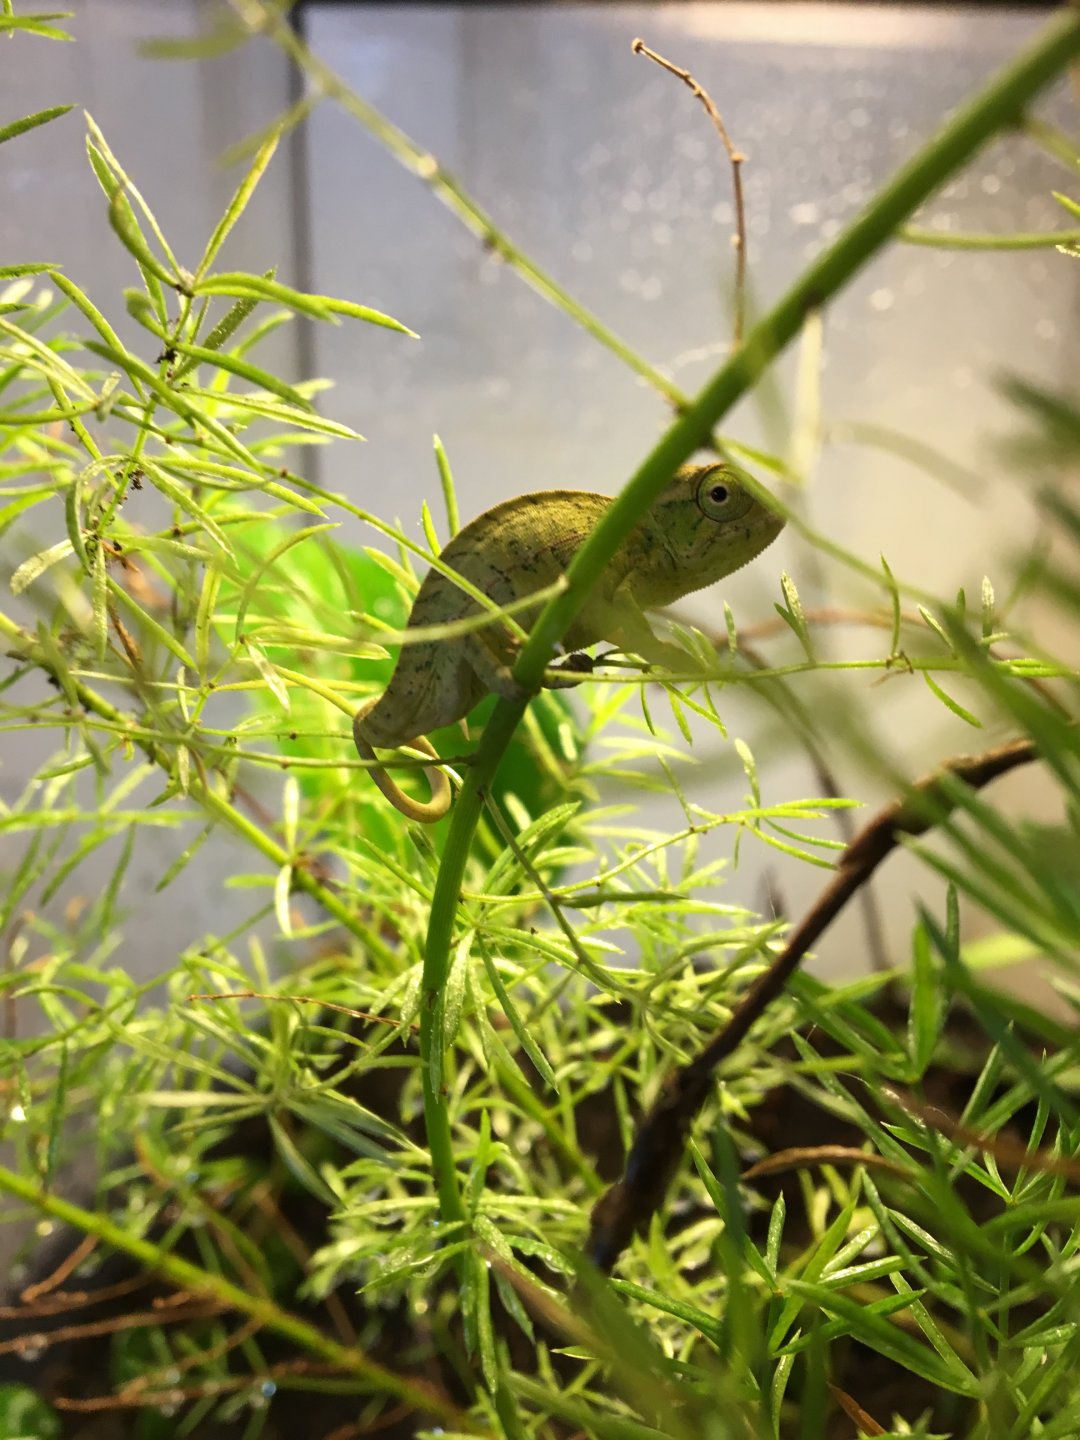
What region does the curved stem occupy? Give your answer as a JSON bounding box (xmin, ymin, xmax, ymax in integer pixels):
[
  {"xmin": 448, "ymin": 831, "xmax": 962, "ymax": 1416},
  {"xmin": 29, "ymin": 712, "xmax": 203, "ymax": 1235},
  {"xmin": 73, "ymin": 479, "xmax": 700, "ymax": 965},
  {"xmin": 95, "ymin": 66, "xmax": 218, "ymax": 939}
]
[{"xmin": 416, "ymin": 8, "xmax": 1080, "ymax": 1233}]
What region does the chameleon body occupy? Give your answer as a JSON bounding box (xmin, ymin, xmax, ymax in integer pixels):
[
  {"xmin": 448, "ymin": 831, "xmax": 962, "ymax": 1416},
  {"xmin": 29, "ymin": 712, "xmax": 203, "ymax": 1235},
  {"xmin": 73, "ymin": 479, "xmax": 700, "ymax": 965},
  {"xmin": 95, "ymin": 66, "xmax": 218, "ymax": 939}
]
[{"xmin": 353, "ymin": 462, "xmax": 784, "ymax": 822}]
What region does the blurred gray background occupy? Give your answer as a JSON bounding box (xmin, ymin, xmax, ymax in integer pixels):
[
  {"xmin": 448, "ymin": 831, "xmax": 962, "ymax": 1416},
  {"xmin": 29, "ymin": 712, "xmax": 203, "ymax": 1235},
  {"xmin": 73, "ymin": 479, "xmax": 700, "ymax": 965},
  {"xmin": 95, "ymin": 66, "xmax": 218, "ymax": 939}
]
[{"xmin": 2, "ymin": 1, "xmax": 1077, "ymax": 996}]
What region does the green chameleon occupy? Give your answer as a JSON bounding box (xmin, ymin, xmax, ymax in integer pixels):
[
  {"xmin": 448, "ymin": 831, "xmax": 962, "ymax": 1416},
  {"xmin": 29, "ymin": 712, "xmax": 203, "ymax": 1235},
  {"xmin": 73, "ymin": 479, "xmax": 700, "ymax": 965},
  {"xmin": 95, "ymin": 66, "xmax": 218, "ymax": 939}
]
[{"xmin": 353, "ymin": 461, "xmax": 784, "ymax": 822}]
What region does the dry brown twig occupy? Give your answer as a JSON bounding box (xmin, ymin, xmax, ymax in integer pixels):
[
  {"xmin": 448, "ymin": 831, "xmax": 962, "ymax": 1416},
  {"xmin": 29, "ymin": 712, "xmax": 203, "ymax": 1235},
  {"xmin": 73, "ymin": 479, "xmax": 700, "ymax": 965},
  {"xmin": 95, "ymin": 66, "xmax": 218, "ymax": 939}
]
[
  {"xmin": 188, "ymin": 990, "xmax": 419, "ymax": 1032},
  {"xmin": 586, "ymin": 733, "xmax": 1042, "ymax": 1271},
  {"xmin": 19, "ymin": 1232, "xmax": 99, "ymax": 1304},
  {"xmin": 632, "ymin": 37, "xmax": 748, "ymax": 345}
]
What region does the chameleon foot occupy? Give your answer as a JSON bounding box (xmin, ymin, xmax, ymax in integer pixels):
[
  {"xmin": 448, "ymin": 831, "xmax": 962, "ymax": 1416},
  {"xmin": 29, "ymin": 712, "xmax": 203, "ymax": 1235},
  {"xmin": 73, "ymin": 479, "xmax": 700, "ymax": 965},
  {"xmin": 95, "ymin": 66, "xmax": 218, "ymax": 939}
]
[{"xmin": 545, "ymin": 651, "xmax": 594, "ymax": 689}]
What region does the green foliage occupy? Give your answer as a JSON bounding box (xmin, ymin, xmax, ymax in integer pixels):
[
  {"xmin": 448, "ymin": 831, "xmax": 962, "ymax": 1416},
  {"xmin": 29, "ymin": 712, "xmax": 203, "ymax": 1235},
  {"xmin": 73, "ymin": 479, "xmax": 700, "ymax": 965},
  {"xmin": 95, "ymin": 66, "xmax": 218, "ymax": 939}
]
[
  {"xmin": 1, "ymin": 4, "xmax": 1080, "ymax": 1439},
  {"xmin": 0, "ymin": 1384, "xmax": 60, "ymax": 1440}
]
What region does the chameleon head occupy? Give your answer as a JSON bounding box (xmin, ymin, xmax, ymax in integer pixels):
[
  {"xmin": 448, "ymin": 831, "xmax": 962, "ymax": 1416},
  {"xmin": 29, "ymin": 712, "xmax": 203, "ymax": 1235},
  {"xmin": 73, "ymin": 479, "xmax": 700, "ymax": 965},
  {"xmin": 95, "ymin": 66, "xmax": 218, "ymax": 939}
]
[{"xmin": 641, "ymin": 461, "xmax": 785, "ymax": 601}]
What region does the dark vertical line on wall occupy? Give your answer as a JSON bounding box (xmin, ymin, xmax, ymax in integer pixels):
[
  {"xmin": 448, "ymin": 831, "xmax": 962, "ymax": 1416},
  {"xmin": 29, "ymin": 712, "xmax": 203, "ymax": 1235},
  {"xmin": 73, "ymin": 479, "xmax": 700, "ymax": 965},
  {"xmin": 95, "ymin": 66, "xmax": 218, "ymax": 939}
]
[{"xmin": 288, "ymin": 2, "xmax": 321, "ymax": 488}]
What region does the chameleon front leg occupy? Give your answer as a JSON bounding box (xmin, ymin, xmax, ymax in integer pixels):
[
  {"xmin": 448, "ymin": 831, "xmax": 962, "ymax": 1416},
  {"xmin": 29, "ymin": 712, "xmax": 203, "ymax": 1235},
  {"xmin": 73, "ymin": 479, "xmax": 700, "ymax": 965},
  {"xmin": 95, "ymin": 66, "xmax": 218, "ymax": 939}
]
[
  {"xmin": 604, "ymin": 585, "xmax": 691, "ymax": 673},
  {"xmin": 353, "ymin": 700, "xmax": 452, "ymax": 824},
  {"xmin": 464, "ymin": 628, "xmax": 593, "ymax": 697},
  {"xmin": 545, "ymin": 651, "xmax": 594, "ymax": 688}
]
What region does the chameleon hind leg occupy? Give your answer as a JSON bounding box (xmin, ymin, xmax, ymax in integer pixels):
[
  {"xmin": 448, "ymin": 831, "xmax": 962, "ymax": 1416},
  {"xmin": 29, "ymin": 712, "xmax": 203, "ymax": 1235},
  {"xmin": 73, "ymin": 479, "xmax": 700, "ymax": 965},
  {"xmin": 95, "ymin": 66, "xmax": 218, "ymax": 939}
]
[{"xmin": 352, "ymin": 700, "xmax": 452, "ymax": 824}]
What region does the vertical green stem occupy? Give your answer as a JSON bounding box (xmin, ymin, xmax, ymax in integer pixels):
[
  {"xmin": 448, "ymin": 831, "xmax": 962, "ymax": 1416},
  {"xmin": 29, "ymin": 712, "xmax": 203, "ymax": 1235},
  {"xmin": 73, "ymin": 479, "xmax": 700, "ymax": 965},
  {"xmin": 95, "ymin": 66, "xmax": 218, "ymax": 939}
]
[{"xmin": 419, "ymin": 696, "xmax": 529, "ymax": 1229}]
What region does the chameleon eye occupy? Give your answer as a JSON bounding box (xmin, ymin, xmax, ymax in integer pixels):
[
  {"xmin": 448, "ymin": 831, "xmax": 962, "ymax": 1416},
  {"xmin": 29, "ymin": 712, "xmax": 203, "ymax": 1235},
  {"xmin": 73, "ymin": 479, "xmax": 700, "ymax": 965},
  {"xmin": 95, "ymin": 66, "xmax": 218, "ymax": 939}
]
[{"xmin": 695, "ymin": 466, "xmax": 749, "ymax": 521}]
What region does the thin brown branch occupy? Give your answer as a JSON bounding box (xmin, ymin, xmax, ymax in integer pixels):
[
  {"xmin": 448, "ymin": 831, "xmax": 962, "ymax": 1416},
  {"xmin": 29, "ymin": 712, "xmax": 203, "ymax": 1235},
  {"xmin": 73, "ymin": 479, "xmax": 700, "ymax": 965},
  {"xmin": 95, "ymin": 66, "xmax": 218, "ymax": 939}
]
[
  {"xmin": 117, "ymin": 1317, "xmax": 262, "ymax": 1398},
  {"xmin": 320, "ymin": 1409, "xmax": 413, "ymax": 1440},
  {"xmin": 133, "ymin": 1132, "xmax": 265, "ymax": 1297},
  {"xmin": 586, "ymin": 733, "xmax": 1040, "ymax": 1271},
  {"xmin": 0, "ymin": 1301, "xmax": 226, "ymax": 1357},
  {"xmin": 741, "ymin": 1145, "xmax": 912, "ymax": 1181},
  {"xmin": 247, "ymin": 1183, "xmax": 358, "ymax": 1347},
  {"xmin": 632, "ymin": 38, "xmax": 748, "ymax": 345},
  {"xmin": 20, "ymin": 1232, "xmax": 99, "ymax": 1303},
  {"xmin": 0, "ymin": 1273, "xmax": 153, "ymax": 1320},
  {"xmin": 701, "ymin": 603, "xmax": 1071, "ymax": 981},
  {"xmin": 888, "ymin": 1087, "xmax": 1080, "ymax": 1184},
  {"xmin": 188, "ymin": 990, "xmax": 418, "ymax": 1032},
  {"xmin": 52, "ymin": 1358, "xmax": 348, "ymax": 1412},
  {"xmin": 829, "ymin": 1384, "xmax": 887, "ymax": 1437}
]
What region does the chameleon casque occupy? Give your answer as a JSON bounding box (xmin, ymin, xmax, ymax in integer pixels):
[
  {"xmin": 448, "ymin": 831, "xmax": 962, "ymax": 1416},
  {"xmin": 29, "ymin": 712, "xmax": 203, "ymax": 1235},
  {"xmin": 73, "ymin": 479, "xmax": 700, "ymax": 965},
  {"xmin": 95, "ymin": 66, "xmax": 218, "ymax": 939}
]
[{"xmin": 353, "ymin": 461, "xmax": 784, "ymax": 822}]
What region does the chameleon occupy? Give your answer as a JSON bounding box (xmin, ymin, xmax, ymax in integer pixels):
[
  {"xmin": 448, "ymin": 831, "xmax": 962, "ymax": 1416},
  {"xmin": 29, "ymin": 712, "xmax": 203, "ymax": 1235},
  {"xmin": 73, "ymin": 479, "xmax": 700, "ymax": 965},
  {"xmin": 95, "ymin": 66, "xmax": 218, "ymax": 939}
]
[{"xmin": 353, "ymin": 461, "xmax": 784, "ymax": 822}]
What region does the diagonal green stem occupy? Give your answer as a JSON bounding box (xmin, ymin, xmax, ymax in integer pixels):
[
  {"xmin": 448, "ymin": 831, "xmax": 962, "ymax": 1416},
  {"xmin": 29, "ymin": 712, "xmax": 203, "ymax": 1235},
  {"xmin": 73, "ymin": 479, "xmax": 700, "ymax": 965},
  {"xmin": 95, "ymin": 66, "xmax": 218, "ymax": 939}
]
[
  {"xmin": 229, "ymin": 0, "xmax": 687, "ymax": 410},
  {"xmin": 0, "ymin": 1162, "xmax": 466, "ymax": 1426},
  {"xmin": 416, "ymin": 8, "xmax": 1080, "ymax": 1231}
]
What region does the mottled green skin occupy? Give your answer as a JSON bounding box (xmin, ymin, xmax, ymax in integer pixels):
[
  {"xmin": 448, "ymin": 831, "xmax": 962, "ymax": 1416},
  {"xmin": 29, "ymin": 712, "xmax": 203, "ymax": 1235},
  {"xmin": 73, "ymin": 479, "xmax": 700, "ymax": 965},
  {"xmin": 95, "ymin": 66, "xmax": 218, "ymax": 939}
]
[{"xmin": 354, "ymin": 462, "xmax": 783, "ymax": 819}]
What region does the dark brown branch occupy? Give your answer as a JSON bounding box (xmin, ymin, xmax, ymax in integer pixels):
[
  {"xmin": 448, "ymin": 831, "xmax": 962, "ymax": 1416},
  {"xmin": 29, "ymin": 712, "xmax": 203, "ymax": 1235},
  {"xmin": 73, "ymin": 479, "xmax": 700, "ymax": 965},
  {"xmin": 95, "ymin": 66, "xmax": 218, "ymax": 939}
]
[{"xmin": 586, "ymin": 734, "xmax": 1039, "ymax": 1271}]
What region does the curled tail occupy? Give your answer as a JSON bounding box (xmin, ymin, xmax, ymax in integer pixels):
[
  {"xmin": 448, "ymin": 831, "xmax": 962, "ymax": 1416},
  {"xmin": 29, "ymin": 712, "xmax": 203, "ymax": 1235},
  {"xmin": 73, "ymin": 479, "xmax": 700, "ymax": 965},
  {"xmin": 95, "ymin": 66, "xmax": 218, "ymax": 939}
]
[{"xmin": 352, "ymin": 699, "xmax": 452, "ymax": 824}]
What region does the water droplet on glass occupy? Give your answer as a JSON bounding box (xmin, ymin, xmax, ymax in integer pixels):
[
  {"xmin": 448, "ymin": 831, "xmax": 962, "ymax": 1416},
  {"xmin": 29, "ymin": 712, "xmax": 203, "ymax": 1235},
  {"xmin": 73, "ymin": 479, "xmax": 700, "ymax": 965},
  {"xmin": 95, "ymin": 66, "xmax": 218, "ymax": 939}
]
[
  {"xmin": 980, "ymin": 175, "xmax": 1002, "ymax": 196},
  {"xmin": 870, "ymin": 289, "xmax": 894, "ymax": 312},
  {"xmin": 789, "ymin": 202, "xmax": 820, "ymax": 227}
]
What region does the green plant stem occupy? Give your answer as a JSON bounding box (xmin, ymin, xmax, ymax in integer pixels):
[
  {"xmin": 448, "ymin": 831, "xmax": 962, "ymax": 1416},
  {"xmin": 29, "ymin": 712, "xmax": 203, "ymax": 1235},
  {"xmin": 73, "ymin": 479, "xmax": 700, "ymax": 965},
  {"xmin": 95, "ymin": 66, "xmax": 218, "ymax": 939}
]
[
  {"xmin": 419, "ymin": 702, "xmax": 523, "ymax": 1231},
  {"xmin": 900, "ymin": 224, "xmax": 1080, "ymax": 249},
  {"xmin": 0, "ymin": 1162, "xmax": 466, "ymax": 1426},
  {"xmin": 1021, "ymin": 113, "xmax": 1080, "ymax": 170},
  {"xmin": 417, "ymin": 7, "xmax": 1080, "ymax": 1233}
]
